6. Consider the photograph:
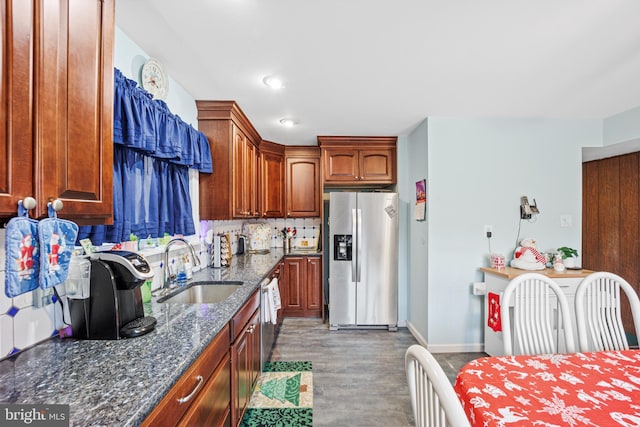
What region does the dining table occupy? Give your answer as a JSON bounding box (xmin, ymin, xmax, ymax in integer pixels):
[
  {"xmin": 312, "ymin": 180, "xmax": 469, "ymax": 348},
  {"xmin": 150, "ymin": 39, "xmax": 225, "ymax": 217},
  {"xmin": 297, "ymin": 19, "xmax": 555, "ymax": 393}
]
[{"xmin": 454, "ymin": 350, "xmax": 640, "ymax": 426}]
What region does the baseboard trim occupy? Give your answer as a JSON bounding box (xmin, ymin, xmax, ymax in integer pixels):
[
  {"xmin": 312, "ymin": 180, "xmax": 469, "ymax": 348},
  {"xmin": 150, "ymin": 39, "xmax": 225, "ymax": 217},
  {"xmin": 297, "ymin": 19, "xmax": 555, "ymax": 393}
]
[{"xmin": 406, "ymin": 321, "xmax": 485, "ymax": 353}]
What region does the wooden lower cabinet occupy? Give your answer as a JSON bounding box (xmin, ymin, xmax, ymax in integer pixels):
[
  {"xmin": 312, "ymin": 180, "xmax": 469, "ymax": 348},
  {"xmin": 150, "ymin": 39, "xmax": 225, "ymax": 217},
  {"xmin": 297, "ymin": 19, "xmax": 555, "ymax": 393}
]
[
  {"xmin": 141, "ymin": 324, "xmax": 231, "ymax": 427},
  {"xmin": 282, "ymin": 256, "xmax": 322, "ymax": 318},
  {"xmin": 178, "ymin": 354, "xmax": 231, "ymax": 427},
  {"xmin": 230, "ymin": 290, "xmax": 261, "ymax": 427}
]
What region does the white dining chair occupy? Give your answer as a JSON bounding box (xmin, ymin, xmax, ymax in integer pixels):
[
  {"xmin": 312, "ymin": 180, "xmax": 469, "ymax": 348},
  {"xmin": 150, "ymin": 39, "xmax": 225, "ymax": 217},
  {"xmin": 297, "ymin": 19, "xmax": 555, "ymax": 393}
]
[
  {"xmin": 501, "ymin": 273, "xmax": 576, "ymax": 356},
  {"xmin": 575, "ymin": 271, "xmax": 640, "ymax": 352},
  {"xmin": 405, "ymin": 344, "xmax": 471, "ymax": 427}
]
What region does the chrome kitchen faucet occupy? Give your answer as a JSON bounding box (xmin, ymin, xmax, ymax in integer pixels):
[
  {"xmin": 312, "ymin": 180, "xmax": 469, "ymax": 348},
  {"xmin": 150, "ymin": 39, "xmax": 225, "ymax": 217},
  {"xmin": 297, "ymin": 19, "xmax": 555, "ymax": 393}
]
[{"xmin": 162, "ymin": 238, "xmax": 201, "ymax": 293}]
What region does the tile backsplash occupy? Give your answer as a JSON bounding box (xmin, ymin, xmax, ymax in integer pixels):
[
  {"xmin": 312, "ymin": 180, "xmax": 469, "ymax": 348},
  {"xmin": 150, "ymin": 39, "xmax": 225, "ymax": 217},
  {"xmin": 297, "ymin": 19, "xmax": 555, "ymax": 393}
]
[{"xmin": 0, "ymin": 217, "xmax": 320, "ymax": 360}]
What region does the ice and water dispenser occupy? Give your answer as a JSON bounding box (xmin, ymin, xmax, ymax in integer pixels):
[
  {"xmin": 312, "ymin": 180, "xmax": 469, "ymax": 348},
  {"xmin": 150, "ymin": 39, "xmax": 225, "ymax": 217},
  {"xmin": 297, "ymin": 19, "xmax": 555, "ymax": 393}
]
[{"xmin": 333, "ymin": 235, "xmax": 352, "ymax": 261}]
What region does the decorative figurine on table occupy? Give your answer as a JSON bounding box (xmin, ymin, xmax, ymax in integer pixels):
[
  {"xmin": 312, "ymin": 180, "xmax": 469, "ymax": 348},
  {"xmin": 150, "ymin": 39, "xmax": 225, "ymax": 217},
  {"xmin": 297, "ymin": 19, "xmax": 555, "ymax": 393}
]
[
  {"xmin": 510, "ymin": 237, "xmax": 546, "ymax": 270},
  {"xmin": 553, "ymin": 253, "xmax": 566, "ymax": 272}
]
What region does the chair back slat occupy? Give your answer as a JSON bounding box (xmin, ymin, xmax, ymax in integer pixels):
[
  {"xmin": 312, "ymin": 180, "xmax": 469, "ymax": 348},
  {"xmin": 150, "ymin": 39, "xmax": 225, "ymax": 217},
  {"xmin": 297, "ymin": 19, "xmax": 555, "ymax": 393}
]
[
  {"xmin": 405, "ymin": 345, "xmax": 471, "ymax": 427},
  {"xmin": 576, "ymin": 272, "xmax": 640, "ymax": 352},
  {"xmin": 501, "ymin": 273, "xmax": 575, "ymax": 356}
]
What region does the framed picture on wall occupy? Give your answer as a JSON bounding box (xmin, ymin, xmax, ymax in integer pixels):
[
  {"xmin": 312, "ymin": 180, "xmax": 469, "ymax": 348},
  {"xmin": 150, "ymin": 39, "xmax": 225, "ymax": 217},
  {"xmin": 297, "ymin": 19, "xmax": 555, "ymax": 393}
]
[{"xmin": 415, "ymin": 179, "xmax": 426, "ymax": 221}]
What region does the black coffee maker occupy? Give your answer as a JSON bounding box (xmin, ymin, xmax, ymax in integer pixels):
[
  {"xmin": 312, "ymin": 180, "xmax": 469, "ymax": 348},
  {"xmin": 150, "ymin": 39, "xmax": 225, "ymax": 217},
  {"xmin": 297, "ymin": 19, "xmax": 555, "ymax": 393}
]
[{"xmin": 69, "ymin": 250, "xmax": 156, "ymax": 340}]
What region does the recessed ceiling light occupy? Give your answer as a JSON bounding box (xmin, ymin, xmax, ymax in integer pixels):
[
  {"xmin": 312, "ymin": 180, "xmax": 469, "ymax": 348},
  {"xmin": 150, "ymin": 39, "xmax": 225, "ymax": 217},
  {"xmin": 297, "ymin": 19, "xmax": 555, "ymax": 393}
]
[
  {"xmin": 279, "ymin": 118, "xmax": 296, "ymax": 127},
  {"xmin": 263, "ymin": 76, "xmax": 284, "ymax": 90}
]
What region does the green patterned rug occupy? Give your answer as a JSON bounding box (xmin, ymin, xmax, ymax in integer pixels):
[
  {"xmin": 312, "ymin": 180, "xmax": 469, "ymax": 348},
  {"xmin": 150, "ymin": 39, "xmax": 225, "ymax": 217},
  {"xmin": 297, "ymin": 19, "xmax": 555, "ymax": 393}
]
[{"xmin": 240, "ymin": 361, "xmax": 313, "ymax": 427}]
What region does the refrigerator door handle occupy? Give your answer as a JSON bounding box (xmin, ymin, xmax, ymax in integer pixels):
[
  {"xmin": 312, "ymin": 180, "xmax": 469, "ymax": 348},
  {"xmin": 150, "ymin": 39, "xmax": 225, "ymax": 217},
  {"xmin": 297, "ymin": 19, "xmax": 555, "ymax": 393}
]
[
  {"xmin": 352, "ymin": 208, "xmax": 357, "ymax": 283},
  {"xmin": 356, "ymin": 208, "xmax": 362, "ymax": 282}
]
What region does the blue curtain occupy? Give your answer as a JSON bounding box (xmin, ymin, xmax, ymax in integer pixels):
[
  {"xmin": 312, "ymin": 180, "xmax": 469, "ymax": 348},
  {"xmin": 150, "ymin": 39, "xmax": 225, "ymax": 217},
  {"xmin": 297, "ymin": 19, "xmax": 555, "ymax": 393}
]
[{"xmin": 78, "ymin": 69, "xmax": 211, "ymax": 245}]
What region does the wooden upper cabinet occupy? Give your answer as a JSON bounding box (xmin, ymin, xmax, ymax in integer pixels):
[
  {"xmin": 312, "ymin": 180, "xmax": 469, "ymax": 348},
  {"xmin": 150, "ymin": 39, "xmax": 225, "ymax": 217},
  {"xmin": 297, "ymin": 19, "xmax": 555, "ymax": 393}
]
[
  {"xmin": 285, "ymin": 146, "xmax": 321, "ymax": 218},
  {"xmin": 260, "ymin": 140, "xmax": 285, "ymax": 218},
  {"xmin": 197, "ymin": 101, "xmax": 261, "ymax": 220},
  {"xmin": 318, "ymin": 136, "xmax": 397, "ymax": 186},
  {"xmin": 232, "ymin": 124, "xmax": 258, "ymax": 218},
  {"xmin": 1, "ymin": 0, "xmax": 114, "ymax": 223}
]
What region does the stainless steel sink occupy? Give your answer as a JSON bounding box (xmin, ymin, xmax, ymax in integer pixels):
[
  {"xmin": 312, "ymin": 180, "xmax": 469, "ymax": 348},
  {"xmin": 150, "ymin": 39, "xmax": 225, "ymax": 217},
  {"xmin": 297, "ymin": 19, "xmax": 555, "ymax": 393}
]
[{"xmin": 157, "ymin": 281, "xmax": 243, "ymax": 304}]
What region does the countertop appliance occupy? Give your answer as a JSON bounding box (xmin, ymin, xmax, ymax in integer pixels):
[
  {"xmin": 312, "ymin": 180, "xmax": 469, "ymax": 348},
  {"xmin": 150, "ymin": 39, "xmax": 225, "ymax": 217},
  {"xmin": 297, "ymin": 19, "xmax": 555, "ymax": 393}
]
[
  {"xmin": 69, "ymin": 250, "xmax": 156, "ymax": 340},
  {"xmin": 329, "ymin": 192, "xmax": 399, "ymax": 330}
]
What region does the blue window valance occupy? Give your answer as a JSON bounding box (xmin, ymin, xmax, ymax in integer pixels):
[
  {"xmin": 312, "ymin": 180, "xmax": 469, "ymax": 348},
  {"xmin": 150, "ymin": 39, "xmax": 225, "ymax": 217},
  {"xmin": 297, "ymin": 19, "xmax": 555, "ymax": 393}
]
[
  {"xmin": 113, "ymin": 68, "xmax": 212, "ymax": 172},
  {"xmin": 78, "ymin": 68, "xmax": 212, "ymax": 246}
]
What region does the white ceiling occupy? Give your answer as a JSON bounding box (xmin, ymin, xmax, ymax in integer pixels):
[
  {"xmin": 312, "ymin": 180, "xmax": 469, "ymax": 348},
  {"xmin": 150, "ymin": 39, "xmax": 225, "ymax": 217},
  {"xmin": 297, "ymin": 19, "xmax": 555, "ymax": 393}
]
[{"xmin": 116, "ymin": 0, "xmax": 640, "ymax": 146}]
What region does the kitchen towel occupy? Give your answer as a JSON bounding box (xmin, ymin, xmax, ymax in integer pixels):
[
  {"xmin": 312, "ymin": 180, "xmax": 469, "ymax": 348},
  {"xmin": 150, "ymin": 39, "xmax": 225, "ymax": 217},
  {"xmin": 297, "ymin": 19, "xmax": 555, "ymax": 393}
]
[
  {"xmin": 38, "ymin": 204, "xmax": 79, "ymax": 289},
  {"xmin": 4, "ymin": 203, "xmax": 40, "ymax": 297},
  {"xmin": 262, "ymin": 289, "xmax": 272, "ymax": 324},
  {"xmin": 268, "ymin": 278, "xmax": 281, "ymax": 325}
]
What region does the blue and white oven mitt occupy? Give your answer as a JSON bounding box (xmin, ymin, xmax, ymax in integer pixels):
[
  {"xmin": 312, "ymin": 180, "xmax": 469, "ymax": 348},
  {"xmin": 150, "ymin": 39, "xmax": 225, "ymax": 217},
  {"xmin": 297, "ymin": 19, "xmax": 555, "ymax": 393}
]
[
  {"xmin": 38, "ymin": 204, "xmax": 78, "ymax": 289},
  {"xmin": 4, "ymin": 202, "xmax": 40, "ymax": 297}
]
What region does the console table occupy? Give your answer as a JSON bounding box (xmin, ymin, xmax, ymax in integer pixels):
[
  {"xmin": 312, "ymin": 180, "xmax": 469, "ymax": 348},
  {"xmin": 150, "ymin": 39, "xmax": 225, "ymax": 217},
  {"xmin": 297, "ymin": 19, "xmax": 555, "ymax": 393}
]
[{"xmin": 480, "ymin": 267, "xmax": 593, "ymax": 356}]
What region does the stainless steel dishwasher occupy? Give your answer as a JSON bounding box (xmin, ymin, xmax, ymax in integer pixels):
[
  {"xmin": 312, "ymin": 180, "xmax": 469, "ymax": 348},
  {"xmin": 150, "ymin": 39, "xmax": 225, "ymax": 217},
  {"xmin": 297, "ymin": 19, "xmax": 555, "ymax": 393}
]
[{"xmin": 260, "ymin": 264, "xmax": 283, "ymax": 371}]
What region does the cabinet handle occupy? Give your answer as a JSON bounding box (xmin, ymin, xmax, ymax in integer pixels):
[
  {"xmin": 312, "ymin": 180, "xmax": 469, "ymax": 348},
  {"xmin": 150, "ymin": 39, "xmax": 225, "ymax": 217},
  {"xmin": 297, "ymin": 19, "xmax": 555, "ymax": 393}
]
[
  {"xmin": 247, "ymin": 325, "xmax": 256, "ymax": 334},
  {"xmin": 48, "ymin": 198, "xmax": 64, "ymax": 212},
  {"xmin": 19, "ymin": 197, "xmax": 37, "ymax": 211},
  {"xmin": 177, "ymin": 375, "xmax": 204, "ymax": 404}
]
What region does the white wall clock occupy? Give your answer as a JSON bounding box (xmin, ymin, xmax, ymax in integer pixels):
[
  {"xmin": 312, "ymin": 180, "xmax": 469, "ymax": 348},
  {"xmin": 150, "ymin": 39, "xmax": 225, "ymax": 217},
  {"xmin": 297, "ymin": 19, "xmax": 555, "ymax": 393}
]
[{"xmin": 141, "ymin": 58, "xmax": 169, "ymax": 100}]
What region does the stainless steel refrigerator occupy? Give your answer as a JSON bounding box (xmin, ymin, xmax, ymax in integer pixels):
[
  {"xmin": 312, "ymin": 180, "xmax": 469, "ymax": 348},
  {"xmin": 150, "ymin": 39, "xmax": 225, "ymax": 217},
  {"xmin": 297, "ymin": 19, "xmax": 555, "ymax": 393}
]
[{"xmin": 329, "ymin": 192, "xmax": 399, "ymax": 331}]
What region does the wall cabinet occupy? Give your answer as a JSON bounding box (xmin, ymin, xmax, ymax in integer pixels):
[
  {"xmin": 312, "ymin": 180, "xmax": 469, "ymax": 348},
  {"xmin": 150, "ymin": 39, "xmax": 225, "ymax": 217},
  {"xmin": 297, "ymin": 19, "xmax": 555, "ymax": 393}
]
[
  {"xmin": 285, "ymin": 147, "xmax": 321, "ymax": 218},
  {"xmin": 282, "ymin": 255, "xmax": 322, "ymax": 318},
  {"xmin": 142, "ymin": 324, "xmax": 232, "ymax": 427},
  {"xmin": 1, "ymin": 0, "xmax": 114, "ymax": 223},
  {"xmin": 318, "ymin": 136, "xmax": 397, "ymax": 186},
  {"xmin": 259, "ymin": 140, "xmax": 285, "ymax": 218},
  {"xmin": 230, "ymin": 289, "xmax": 261, "ymax": 426},
  {"xmin": 197, "ymin": 101, "xmax": 261, "ymax": 220}
]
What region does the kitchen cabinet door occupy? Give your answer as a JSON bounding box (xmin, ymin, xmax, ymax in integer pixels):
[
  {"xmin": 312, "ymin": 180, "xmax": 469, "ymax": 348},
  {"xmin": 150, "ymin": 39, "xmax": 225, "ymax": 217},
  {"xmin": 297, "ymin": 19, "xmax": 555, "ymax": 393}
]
[
  {"xmin": 1, "ymin": 0, "xmax": 114, "ymax": 223},
  {"xmin": 306, "ymin": 256, "xmax": 322, "ymax": 313},
  {"xmin": 0, "ymin": 0, "xmax": 34, "ymax": 216},
  {"xmin": 260, "ymin": 141, "xmax": 285, "ymax": 218},
  {"xmin": 358, "ymin": 149, "xmax": 395, "ymax": 183},
  {"xmin": 232, "ymin": 124, "xmax": 259, "ymax": 218},
  {"xmin": 283, "ymin": 255, "xmax": 323, "ymax": 318},
  {"xmin": 285, "ymin": 147, "xmax": 321, "ymax": 218},
  {"xmin": 231, "ymin": 309, "xmax": 260, "ymax": 427}
]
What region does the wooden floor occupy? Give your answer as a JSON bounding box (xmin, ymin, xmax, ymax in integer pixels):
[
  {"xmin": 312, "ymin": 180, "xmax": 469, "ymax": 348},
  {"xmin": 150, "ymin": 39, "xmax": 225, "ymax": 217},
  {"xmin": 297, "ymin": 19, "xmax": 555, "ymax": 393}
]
[{"xmin": 269, "ymin": 318, "xmax": 485, "ymax": 427}]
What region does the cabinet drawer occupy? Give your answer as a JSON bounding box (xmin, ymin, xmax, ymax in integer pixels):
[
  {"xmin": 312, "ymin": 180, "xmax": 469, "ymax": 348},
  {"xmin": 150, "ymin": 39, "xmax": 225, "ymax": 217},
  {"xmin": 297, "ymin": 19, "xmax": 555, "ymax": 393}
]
[
  {"xmin": 230, "ymin": 289, "xmax": 260, "ymax": 342},
  {"xmin": 142, "ymin": 324, "xmax": 231, "ymax": 426},
  {"xmin": 178, "ymin": 353, "xmax": 231, "ymax": 427}
]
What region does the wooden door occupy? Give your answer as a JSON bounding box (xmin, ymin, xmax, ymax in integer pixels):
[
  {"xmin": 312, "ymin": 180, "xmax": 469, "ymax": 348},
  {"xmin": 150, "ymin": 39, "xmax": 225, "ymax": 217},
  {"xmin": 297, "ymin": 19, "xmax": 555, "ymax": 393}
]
[
  {"xmin": 285, "ymin": 154, "xmax": 320, "ymax": 217},
  {"xmin": 0, "ymin": 0, "xmax": 35, "ymax": 217},
  {"xmin": 582, "ymin": 153, "xmax": 640, "ymax": 333},
  {"xmin": 36, "ymin": 0, "xmax": 113, "ymax": 222}
]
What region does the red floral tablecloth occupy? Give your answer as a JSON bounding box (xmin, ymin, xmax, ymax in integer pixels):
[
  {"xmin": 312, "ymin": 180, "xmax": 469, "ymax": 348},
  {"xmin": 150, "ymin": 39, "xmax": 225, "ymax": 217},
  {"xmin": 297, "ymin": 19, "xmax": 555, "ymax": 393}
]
[{"xmin": 454, "ymin": 350, "xmax": 640, "ymax": 426}]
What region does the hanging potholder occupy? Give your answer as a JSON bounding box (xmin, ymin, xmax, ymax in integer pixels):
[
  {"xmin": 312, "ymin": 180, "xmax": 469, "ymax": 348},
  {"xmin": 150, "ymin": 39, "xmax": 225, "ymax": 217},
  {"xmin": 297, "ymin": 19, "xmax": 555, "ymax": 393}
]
[
  {"xmin": 38, "ymin": 204, "xmax": 79, "ymax": 289},
  {"xmin": 5, "ymin": 204, "xmax": 40, "ymax": 297}
]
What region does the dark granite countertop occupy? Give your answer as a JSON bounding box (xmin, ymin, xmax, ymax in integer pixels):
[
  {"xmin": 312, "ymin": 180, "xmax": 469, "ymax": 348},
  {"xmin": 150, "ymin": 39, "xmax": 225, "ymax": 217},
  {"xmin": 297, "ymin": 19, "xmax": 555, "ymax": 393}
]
[{"xmin": 0, "ymin": 249, "xmax": 320, "ymax": 426}]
